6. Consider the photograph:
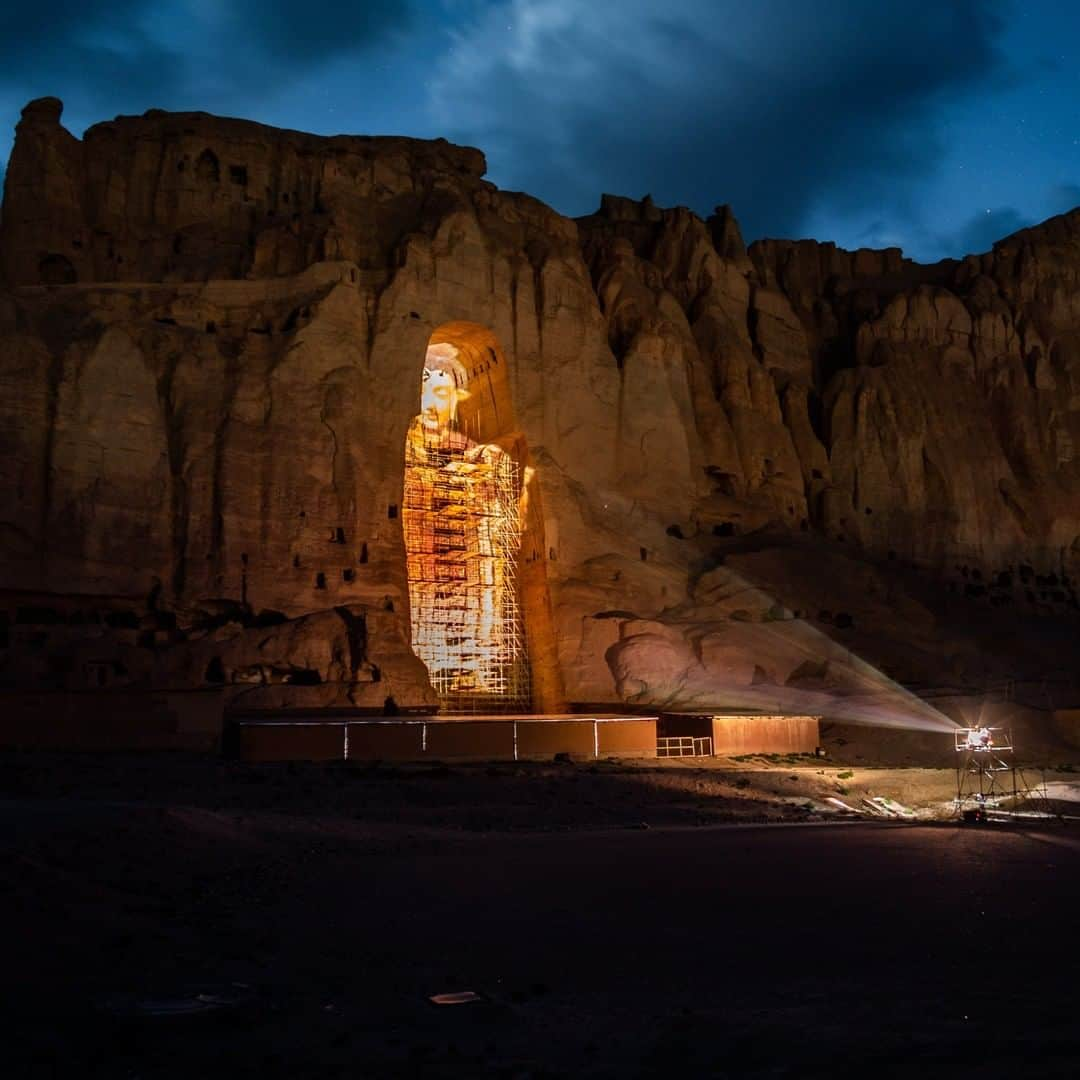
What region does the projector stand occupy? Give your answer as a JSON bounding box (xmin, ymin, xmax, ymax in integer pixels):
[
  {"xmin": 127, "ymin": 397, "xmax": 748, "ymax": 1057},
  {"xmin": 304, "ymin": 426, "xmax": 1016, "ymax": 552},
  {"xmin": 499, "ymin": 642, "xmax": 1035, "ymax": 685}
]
[{"xmin": 954, "ymin": 727, "xmax": 1048, "ymax": 821}]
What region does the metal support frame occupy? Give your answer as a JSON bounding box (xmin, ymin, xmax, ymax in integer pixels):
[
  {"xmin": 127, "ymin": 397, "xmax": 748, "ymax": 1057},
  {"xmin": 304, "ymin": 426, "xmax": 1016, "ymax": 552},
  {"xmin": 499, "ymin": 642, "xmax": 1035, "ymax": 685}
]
[
  {"xmin": 403, "ymin": 428, "xmax": 530, "ymax": 714},
  {"xmin": 657, "ymin": 735, "xmax": 715, "ymax": 759},
  {"xmin": 954, "ymin": 727, "xmax": 1048, "ymax": 819}
]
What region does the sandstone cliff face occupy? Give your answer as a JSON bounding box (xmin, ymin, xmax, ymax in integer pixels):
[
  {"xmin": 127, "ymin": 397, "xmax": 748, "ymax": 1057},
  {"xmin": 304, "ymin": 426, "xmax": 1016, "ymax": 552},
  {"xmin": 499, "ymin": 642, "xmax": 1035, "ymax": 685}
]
[{"xmin": 2, "ymin": 98, "xmax": 1079, "ymax": 714}]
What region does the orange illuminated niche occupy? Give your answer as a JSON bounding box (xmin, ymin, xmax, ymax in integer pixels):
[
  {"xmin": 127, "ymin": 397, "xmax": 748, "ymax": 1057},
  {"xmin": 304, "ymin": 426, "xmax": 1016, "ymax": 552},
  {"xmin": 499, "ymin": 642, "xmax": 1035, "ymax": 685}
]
[{"xmin": 402, "ymin": 322, "xmax": 564, "ymax": 713}]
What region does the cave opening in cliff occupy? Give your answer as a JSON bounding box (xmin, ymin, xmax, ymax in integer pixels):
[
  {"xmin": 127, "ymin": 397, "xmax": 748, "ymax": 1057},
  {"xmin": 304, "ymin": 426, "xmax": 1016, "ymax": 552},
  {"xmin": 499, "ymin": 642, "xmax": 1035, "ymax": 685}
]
[{"xmin": 402, "ymin": 322, "xmax": 560, "ymax": 714}]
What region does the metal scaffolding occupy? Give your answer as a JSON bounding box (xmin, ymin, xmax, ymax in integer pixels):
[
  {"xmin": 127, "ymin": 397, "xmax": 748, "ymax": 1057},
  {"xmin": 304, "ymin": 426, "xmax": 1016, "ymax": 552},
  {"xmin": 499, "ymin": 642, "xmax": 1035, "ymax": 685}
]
[
  {"xmin": 954, "ymin": 727, "xmax": 1049, "ymax": 820},
  {"xmin": 403, "ymin": 426, "xmax": 531, "ymax": 713}
]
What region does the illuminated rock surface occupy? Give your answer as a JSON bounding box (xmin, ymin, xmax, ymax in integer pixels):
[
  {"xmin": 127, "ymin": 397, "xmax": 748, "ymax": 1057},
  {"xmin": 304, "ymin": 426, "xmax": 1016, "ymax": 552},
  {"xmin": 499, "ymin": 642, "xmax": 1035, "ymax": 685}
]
[{"xmin": 3, "ymin": 97, "xmax": 1080, "ymax": 713}]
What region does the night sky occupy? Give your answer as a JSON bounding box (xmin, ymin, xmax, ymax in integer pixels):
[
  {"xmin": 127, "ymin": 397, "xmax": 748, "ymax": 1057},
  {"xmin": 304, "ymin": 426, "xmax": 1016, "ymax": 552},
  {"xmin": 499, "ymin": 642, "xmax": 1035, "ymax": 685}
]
[{"xmin": 2, "ymin": 0, "xmax": 1079, "ymax": 262}]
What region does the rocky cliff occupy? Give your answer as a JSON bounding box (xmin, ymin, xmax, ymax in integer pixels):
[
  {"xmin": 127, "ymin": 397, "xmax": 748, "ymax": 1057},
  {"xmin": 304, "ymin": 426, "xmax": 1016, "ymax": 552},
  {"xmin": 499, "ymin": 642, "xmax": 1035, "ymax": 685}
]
[{"xmin": 3, "ymin": 98, "xmax": 1079, "ymax": 716}]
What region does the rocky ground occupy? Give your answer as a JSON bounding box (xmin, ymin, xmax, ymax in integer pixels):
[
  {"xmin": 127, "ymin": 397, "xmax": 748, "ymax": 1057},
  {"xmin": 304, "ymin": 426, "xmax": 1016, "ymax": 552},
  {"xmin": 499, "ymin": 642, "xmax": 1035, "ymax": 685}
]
[
  {"xmin": 3, "ymin": 741, "xmax": 1080, "ymax": 1079},
  {"xmin": 4, "ymin": 718, "xmax": 1077, "ymax": 831}
]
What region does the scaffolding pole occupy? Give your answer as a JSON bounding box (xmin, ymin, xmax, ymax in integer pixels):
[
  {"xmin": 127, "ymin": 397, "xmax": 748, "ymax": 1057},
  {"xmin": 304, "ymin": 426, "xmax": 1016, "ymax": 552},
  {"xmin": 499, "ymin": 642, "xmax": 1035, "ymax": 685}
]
[
  {"xmin": 403, "ymin": 427, "xmax": 530, "ymax": 713},
  {"xmin": 954, "ymin": 727, "xmax": 1050, "ymax": 820}
]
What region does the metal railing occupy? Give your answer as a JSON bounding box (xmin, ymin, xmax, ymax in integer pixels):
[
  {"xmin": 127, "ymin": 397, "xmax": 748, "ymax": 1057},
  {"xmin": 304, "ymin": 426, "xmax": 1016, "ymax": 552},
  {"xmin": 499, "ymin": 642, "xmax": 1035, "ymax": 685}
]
[{"xmin": 657, "ymin": 735, "xmax": 714, "ymax": 758}]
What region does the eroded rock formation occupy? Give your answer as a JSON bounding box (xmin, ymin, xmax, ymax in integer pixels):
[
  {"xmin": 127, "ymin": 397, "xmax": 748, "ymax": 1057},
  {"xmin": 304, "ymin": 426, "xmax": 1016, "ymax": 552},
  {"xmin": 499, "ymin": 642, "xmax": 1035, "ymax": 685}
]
[{"xmin": 3, "ymin": 98, "xmax": 1080, "ymax": 715}]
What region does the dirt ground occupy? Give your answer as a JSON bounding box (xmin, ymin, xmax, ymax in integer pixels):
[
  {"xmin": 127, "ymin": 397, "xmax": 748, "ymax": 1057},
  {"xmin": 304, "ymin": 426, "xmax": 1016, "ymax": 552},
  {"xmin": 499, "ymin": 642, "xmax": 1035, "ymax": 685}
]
[
  {"xmin": 4, "ymin": 730, "xmax": 1080, "ymax": 1077},
  {"xmin": 4, "ymin": 716, "xmax": 1077, "ymax": 831}
]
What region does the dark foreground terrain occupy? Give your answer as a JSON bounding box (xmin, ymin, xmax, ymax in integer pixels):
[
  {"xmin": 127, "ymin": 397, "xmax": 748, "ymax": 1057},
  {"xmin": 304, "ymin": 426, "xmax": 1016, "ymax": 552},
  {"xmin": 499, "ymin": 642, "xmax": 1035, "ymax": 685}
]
[{"xmin": 3, "ymin": 751, "xmax": 1079, "ymax": 1078}]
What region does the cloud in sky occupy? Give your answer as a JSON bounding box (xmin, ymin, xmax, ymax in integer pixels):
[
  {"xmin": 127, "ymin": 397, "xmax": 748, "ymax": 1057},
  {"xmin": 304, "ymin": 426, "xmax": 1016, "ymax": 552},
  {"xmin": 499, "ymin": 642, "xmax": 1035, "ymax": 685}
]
[
  {"xmin": 940, "ymin": 206, "xmax": 1034, "ymax": 258},
  {"xmin": 2, "ymin": 0, "xmax": 1079, "ymax": 262},
  {"xmin": 0, "ymin": 1, "xmax": 420, "ymax": 194},
  {"xmin": 428, "ymin": 0, "xmax": 1010, "ymax": 241},
  {"xmin": 0, "ymin": 2, "xmax": 415, "ymax": 115},
  {"xmin": 225, "ymin": 1, "xmax": 414, "ymax": 66},
  {"xmin": 0, "ymin": 1, "xmax": 180, "ymax": 106},
  {"xmin": 1052, "ymin": 183, "xmax": 1080, "ymax": 211}
]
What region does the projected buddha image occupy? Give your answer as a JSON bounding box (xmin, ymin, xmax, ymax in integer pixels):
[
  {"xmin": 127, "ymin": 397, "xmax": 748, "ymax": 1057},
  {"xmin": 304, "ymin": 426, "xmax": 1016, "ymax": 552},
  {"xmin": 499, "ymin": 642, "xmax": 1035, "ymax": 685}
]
[
  {"xmin": 403, "ymin": 341, "xmax": 529, "ymax": 711},
  {"xmin": 419, "ymin": 344, "xmax": 470, "ymax": 441}
]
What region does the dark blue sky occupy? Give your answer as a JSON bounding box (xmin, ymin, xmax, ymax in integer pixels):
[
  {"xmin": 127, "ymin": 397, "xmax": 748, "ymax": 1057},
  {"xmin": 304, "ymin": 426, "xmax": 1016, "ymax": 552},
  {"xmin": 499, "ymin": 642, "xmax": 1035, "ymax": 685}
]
[{"xmin": 2, "ymin": 0, "xmax": 1078, "ymax": 262}]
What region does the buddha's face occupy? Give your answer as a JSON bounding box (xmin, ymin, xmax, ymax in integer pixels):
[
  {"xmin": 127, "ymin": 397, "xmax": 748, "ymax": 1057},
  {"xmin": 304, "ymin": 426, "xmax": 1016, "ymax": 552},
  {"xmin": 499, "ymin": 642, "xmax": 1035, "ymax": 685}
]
[{"xmin": 421, "ymin": 366, "xmax": 458, "ymax": 432}]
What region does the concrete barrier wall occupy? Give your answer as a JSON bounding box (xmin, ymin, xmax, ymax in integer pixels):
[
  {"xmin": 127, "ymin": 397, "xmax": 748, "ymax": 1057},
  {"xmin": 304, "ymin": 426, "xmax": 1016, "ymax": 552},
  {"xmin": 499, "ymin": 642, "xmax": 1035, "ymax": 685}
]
[
  {"xmin": 661, "ymin": 713, "xmax": 819, "ymax": 755},
  {"xmin": 234, "ymin": 716, "xmax": 659, "ymax": 763},
  {"xmin": 1, "ymin": 697, "xmax": 819, "ymax": 762},
  {"xmin": 0, "ymin": 700, "xmax": 659, "ymax": 763},
  {"xmin": 711, "ymin": 715, "xmax": 820, "ymax": 756},
  {"xmin": 346, "ymin": 723, "xmax": 424, "ymax": 762},
  {"xmin": 597, "ymin": 719, "xmax": 657, "ymax": 756},
  {"xmin": 425, "ymin": 721, "xmax": 517, "ymax": 760},
  {"xmin": 237, "ymin": 723, "xmax": 345, "ymax": 762},
  {"xmin": 517, "ymin": 720, "xmax": 595, "ymax": 758}
]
